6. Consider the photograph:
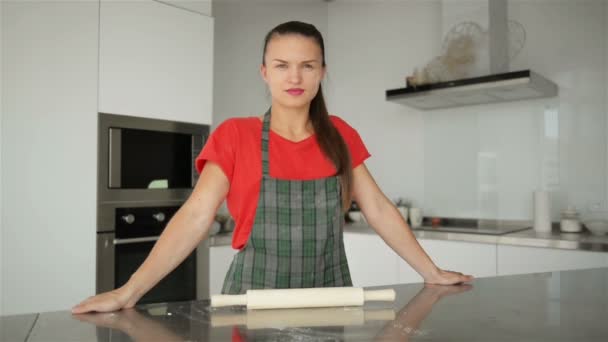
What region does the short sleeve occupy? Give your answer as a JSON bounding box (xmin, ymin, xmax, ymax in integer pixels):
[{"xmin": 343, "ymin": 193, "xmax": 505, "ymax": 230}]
[
  {"xmin": 195, "ymin": 119, "xmax": 238, "ymax": 182},
  {"xmin": 330, "ymin": 116, "xmax": 371, "ymax": 168}
]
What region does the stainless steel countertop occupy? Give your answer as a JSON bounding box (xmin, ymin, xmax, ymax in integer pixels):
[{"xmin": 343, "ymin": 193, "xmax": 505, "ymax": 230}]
[
  {"xmin": 3, "ymin": 267, "xmax": 608, "ymax": 341},
  {"xmin": 209, "ymin": 223, "xmax": 608, "ymax": 252},
  {"xmin": 0, "ymin": 313, "xmax": 37, "ymax": 342}
]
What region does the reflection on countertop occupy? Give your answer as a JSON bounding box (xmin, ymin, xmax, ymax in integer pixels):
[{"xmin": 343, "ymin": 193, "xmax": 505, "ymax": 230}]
[{"xmin": 3, "ymin": 267, "xmax": 608, "ymax": 341}]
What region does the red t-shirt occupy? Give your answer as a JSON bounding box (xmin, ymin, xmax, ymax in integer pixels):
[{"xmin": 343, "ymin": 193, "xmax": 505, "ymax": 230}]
[{"xmin": 195, "ymin": 115, "xmax": 371, "ymax": 250}]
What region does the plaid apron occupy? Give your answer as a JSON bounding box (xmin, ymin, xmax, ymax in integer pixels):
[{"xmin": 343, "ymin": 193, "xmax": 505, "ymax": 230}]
[{"xmin": 221, "ymin": 110, "xmax": 352, "ymax": 294}]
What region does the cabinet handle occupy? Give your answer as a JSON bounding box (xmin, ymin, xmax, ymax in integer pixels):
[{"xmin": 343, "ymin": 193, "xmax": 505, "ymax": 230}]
[{"xmin": 113, "ymin": 236, "xmax": 159, "ymax": 245}]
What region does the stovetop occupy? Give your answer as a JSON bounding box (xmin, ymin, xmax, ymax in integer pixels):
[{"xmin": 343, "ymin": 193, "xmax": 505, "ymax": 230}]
[{"xmin": 413, "ymin": 218, "xmax": 531, "ymax": 235}]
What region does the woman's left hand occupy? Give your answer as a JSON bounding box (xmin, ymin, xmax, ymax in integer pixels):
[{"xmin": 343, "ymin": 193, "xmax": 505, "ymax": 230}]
[{"xmin": 424, "ymin": 268, "xmax": 474, "ymax": 285}]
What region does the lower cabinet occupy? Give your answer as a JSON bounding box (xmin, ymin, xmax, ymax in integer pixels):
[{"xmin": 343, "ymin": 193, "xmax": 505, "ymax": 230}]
[
  {"xmin": 344, "ymin": 231, "xmax": 498, "ymax": 287},
  {"xmin": 209, "ymin": 245, "xmax": 235, "ymax": 295},
  {"xmin": 497, "ymin": 245, "xmax": 608, "ymax": 276},
  {"xmin": 343, "ymin": 232, "xmax": 400, "ymax": 287},
  {"xmin": 398, "ymin": 239, "xmax": 498, "ymax": 284},
  {"xmin": 210, "ymin": 233, "xmax": 608, "ymax": 292},
  {"xmin": 344, "ymin": 232, "xmax": 499, "ymax": 287}
]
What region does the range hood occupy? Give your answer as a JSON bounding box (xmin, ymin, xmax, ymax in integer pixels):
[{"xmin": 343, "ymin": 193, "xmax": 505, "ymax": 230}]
[
  {"xmin": 386, "ymin": 69, "xmax": 558, "ymax": 110},
  {"xmin": 386, "ymin": 0, "xmax": 558, "ymax": 110}
]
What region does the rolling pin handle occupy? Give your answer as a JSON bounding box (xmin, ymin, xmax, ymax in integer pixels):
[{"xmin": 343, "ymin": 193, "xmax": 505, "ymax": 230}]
[
  {"xmin": 363, "ymin": 289, "xmax": 396, "ymax": 302},
  {"xmin": 211, "ymin": 294, "xmax": 248, "ymax": 307}
]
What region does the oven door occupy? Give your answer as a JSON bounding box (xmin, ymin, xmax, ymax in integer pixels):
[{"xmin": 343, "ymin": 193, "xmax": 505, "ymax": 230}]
[{"xmin": 97, "ymin": 233, "xmax": 196, "ymax": 304}]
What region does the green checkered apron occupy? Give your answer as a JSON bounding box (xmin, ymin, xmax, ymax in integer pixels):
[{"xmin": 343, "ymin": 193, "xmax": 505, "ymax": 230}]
[{"xmin": 221, "ymin": 110, "xmax": 353, "ymax": 294}]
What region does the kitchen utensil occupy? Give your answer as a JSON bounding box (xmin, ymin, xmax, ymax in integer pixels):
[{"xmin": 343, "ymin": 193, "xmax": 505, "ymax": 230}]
[{"xmin": 211, "ymin": 287, "xmax": 396, "ymax": 310}]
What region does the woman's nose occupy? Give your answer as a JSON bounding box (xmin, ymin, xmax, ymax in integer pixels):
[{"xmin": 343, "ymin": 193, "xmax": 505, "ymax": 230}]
[{"xmin": 287, "ymin": 66, "xmax": 302, "ymax": 83}]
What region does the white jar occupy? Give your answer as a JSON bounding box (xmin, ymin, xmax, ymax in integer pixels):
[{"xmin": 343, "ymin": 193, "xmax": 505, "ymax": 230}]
[
  {"xmin": 409, "ymin": 208, "xmax": 423, "ymax": 228},
  {"xmin": 560, "ymin": 207, "xmax": 581, "ymax": 233}
]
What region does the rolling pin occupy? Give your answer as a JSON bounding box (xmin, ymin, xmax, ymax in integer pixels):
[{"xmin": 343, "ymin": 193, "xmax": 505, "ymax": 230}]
[{"xmin": 211, "ymin": 287, "xmax": 396, "ymax": 310}]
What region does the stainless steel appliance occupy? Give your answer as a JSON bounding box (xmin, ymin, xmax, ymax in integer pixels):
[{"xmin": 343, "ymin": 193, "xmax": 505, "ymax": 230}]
[
  {"xmin": 97, "ymin": 206, "xmax": 197, "ymax": 304},
  {"xmin": 96, "ymin": 113, "xmax": 210, "ymax": 303},
  {"xmin": 412, "ymin": 217, "xmax": 531, "ymax": 235}
]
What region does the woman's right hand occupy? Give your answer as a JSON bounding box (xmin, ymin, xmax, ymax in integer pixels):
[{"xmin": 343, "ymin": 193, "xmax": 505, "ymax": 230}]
[{"xmin": 71, "ymin": 286, "xmax": 136, "ymax": 314}]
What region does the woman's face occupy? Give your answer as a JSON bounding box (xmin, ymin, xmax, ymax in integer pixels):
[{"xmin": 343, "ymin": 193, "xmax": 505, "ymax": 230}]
[{"xmin": 261, "ymin": 34, "xmax": 325, "ymax": 110}]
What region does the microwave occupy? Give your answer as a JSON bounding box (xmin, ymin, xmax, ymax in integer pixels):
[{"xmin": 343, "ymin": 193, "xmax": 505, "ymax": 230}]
[{"xmin": 97, "ymin": 113, "xmax": 209, "ymax": 231}]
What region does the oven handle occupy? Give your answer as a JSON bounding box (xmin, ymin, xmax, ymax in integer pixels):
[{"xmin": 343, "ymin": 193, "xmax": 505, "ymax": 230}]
[{"xmin": 113, "ymin": 236, "xmax": 160, "ymax": 245}]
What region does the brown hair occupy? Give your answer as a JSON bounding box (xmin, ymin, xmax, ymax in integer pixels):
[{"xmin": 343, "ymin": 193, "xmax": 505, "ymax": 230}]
[{"xmin": 262, "ymin": 21, "xmax": 353, "ymax": 211}]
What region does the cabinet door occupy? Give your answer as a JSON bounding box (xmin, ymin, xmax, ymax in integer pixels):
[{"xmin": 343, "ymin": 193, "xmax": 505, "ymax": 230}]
[
  {"xmin": 398, "ymin": 239, "xmax": 497, "ymax": 283},
  {"xmin": 343, "ymin": 232, "xmax": 400, "ymax": 287},
  {"xmin": 99, "ymin": 0, "xmax": 213, "ymax": 124},
  {"xmin": 497, "ymin": 245, "xmax": 608, "ymax": 276},
  {"xmin": 209, "ymin": 245, "xmax": 235, "ymax": 295}
]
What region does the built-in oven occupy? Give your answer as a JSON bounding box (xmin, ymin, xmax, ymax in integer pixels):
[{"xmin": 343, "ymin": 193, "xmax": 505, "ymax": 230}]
[
  {"xmin": 96, "ymin": 113, "xmax": 210, "ymax": 304},
  {"xmin": 97, "ymin": 206, "xmax": 197, "ymax": 304}
]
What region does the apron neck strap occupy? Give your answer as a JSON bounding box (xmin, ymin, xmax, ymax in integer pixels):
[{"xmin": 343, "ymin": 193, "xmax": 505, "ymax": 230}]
[{"xmin": 261, "ymin": 108, "xmax": 271, "ymax": 176}]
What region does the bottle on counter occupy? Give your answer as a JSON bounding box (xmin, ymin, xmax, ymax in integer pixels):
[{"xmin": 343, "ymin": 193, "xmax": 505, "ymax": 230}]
[{"xmin": 533, "ymin": 190, "xmax": 552, "ymax": 233}]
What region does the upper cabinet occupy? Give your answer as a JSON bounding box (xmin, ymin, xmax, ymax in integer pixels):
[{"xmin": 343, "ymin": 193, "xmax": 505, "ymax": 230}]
[{"xmin": 99, "ymin": 0, "xmax": 213, "ymax": 125}]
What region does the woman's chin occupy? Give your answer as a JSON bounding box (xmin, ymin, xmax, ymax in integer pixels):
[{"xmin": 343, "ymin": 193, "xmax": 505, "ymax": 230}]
[{"xmin": 276, "ymin": 97, "xmax": 313, "ymax": 110}]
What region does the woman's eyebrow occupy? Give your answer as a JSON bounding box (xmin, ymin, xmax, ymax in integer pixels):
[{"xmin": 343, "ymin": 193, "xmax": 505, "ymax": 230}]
[{"xmin": 272, "ymin": 59, "xmax": 319, "ymax": 64}]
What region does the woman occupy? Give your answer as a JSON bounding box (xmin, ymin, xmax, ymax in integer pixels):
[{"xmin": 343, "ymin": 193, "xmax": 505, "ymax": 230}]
[{"xmin": 72, "ymin": 21, "xmax": 472, "ymax": 314}]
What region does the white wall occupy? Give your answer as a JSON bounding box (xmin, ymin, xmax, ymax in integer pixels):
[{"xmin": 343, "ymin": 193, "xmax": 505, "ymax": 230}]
[
  {"xmin": 423, "ymin": 0, "xmax": 607, "ymax": 220},
  {"xmin": 327, "ymin": 1, "xmax": 441, "ymax": 205},
  {"xmin": 1, "ymin": 1, "xmax": 98, "ymax": 315},
  {"xmin": 212, "ymin": 0, "xmax": 328, "ymax": 128}
]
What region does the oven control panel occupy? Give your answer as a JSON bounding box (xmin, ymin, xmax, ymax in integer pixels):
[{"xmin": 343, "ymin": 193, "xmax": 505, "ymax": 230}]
[{"xmin": 115, "ymin": 206, "xmax": 181, "ymax": 238}]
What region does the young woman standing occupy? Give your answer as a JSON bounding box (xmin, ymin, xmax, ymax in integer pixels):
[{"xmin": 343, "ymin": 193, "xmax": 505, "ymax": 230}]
[{"xmin": 72, "ymin": 21, "xmax": 472, "ymax": 314}]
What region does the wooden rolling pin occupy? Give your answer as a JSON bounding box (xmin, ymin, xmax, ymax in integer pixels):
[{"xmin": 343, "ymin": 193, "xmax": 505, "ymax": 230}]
[{"xmin": 211, "ymin": 287, "xmax": 396, "ymax": 310}]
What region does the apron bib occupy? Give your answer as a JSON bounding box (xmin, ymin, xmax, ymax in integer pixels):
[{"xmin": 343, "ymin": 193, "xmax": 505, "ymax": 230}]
[{"xmin": 221, "ymin": 110, "xmax": 352, "ymax": 294}]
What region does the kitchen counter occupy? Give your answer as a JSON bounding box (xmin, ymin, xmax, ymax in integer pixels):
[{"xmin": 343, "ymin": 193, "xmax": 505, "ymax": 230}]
[
  {"xmin": 2, "ymin": 267, "xmax": 607, "ymax": 341},
  {"xmin": 209, "ymin": 222, "xmax": 608, "ymax": 253}
]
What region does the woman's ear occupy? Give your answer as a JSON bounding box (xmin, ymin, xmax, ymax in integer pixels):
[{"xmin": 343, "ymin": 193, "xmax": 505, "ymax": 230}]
[{"xmin": 260, "ymin": 64, "xmax": 268, "ymax": 83}]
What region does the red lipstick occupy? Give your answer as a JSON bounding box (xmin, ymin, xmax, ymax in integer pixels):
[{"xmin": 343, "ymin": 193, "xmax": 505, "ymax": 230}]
[{"xmin": 286, "ymin": 88, "xmax": 304, "ymax": 96}]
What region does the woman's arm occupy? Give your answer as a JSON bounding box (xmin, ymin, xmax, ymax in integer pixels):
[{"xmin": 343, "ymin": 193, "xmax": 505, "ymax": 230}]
[
  {"xmin": 351, "ymin": 163, "xmax": 472, "ymax": 285},
  {"xmin": 72, "ymin": 162, "xmax": 230, "ymax": 313}
]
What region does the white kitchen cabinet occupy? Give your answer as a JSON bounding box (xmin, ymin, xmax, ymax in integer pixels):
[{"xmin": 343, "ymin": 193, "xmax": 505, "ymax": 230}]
[
  {"xmin": 423, "ymin": 239, "xmax": 497, "ymax": 277},
  {"xmin": 209, "ymin": 245, "xmax": 236, "ymax": 296},
  {"xmin": 398, "ymin": 239, "xmax": 497, "ymax": 284},
  {"xmin": 2, "ymin": 1, "xmax": 99, "ymax": 315},
  {"xmin": 99, "ymin": 0, "xmax": 213, "ymax": 124},
  {"xmin": 343, "ymin": 232, "xmax": 400, "ymax": 287},
  {"xmin": 344, "ymin": 231, "xmax": 497, "ymax": 286},
  {"xmin": 497, "ymin": 245, "xmax": 608, "ymax": 276}
]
